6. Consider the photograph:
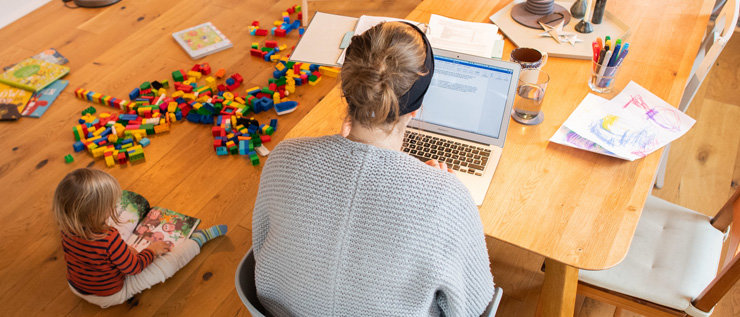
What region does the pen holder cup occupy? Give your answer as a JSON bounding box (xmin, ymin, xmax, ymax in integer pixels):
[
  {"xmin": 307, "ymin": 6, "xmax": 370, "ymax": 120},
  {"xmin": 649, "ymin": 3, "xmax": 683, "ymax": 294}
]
[{"xmin": 589, "ymin": 60, "xmax": 621, "ymax": 93}]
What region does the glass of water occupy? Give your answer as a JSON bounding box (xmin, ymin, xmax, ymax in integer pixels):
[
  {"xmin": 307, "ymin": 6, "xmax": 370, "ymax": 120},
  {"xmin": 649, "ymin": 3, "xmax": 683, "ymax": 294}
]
[{"xmin": 512, "ymin": 69, "xmax": 549, "ymax": 125}]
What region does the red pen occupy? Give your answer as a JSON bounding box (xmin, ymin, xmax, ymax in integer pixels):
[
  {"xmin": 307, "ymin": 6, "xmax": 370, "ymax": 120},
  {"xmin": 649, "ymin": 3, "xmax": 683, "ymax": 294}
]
[{"xmin": 592, "ymin": 41, "xmax": 601, "ymax": 63}]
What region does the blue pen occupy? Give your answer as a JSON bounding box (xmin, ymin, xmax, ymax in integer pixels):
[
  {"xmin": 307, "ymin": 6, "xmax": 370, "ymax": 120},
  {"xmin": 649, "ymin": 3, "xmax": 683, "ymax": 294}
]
[{"xmin": 608, "ymin": 44, "xmax": 621, "ymax": 67}]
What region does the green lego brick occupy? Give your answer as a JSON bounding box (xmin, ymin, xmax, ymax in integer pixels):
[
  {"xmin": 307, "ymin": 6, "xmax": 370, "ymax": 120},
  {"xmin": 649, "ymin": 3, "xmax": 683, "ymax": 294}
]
[
  {"xmin": 249, "ymin": 154, "xmax": 260, "ymax": 166},
  {"xmin": 140, "ymin": 81, "xmax": 151, "ymax": 90},
  {"xmin": 64, "ymin": 154, "xmax": 74, "ymax": 164}
]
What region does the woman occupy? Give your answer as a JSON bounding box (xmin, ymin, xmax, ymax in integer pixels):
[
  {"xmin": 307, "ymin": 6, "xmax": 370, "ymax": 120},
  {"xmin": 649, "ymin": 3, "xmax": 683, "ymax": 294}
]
[{"xmin": 252, "ymin": 22, "xmax": 494, "ymax": 316}]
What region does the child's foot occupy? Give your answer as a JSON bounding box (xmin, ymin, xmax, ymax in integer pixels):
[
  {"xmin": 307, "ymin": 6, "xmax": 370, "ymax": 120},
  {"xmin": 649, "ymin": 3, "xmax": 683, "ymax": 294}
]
[{"xmin": 190, "ymin": 225, "xmax": 227, "ymax": 247}]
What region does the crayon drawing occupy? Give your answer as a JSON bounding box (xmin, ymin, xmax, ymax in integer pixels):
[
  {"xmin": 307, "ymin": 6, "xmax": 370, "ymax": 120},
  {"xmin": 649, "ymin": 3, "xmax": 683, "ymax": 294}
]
[{"xmin": 622, "ymin": 94, "xmax": 682, "ymax": 132}]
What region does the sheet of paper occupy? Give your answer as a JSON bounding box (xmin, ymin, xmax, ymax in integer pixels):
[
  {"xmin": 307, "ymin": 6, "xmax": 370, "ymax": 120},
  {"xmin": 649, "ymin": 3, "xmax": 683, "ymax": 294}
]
[
  {"xmin": 290, "ymin": 12, "xmax": 359, "ymax": 66},
  {"xmin": 427, "ymin": 14, "xmax": 504, "ymax": 59},
  {"xmin": 336, "ymin": 15, "xmax": 423, "ymax": 65},
  {"xmin": 550, "ymin": 94, "xmax": 620, "ymax": 158},
  {"xmin": 562, "ymin": 81, "xmax": 696, "ymax": 161}
]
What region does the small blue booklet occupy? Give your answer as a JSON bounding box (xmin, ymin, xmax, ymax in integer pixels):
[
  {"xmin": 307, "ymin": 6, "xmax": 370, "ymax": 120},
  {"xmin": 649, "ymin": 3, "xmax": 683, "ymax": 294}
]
[{"xmin": 21, "ymin": 80, "xmax": 69, "ymax": 118}]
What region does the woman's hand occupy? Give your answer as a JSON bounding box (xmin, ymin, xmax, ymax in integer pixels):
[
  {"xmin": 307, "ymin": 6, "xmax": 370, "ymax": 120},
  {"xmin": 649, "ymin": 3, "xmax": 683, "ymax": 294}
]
[
  {"xmin": 425, "ymin": 160, "xmax": 453, "ymax": 173},
  {"xmin": 146, "ymin": 241, "xmax": 172, "ymax": 256}
]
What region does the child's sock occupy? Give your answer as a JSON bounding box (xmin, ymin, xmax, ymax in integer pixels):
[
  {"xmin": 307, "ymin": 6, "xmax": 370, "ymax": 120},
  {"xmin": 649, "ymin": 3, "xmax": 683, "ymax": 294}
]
[{"xmin": 190, "ymin": 225, "xmax": 228, "ymax": 247}]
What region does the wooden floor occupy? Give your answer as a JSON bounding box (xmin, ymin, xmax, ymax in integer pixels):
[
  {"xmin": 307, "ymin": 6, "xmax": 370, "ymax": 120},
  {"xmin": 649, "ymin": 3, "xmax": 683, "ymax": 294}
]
[{"xmin": 0, "ymin": 1, "xmax": 738, "ymax": 316}]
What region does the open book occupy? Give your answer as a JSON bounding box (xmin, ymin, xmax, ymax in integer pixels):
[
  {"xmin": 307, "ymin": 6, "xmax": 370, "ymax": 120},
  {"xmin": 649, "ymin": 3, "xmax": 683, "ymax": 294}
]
[{"xmin": 115, "ymin": 191, "xmax": 200, "ymax": 252}]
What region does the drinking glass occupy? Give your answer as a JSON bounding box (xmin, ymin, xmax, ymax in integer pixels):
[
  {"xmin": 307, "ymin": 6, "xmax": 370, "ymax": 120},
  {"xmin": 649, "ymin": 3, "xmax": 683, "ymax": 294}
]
[{"xmin": 512, "ymin": 69, "xmax": 549, "ymax": 125}]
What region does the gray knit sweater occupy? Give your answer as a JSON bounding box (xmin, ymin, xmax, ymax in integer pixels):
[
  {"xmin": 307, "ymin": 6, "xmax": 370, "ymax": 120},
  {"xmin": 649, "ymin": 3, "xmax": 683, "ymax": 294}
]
[{"xmin": 252, "ymin": 134, "xmax": 494, "ymax": 316}]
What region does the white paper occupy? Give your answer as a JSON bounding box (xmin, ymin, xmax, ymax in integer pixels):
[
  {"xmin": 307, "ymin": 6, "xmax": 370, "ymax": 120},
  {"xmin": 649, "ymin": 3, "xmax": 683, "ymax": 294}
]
[
  {"xmin": 427, "ymin": 14, "xmax": 505, "ymax": 59},
  {"xmin": 550, "ymin": 94, "xmax": 621, "ymax": 158},
  {"xmin": 553, "ymin": 82, "xmax": 696, "ymax": 161},
  {"xmin": 290, "ymin": 12, "xmax": 359, "ymax": 66},
  {"xmin": 336, "ymin": 15, "xmax": 424, "ymax": 65}
]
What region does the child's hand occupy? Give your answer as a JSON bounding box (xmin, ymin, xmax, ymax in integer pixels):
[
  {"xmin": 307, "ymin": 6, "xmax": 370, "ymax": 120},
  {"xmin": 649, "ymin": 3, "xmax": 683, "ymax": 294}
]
[
  {"xmin": 425, "ymin": 159, "xmax": 453, "ymax": 173},
  {"xmin": 146, "ymin": 241, "xmax": 172, "ymax": 256}
]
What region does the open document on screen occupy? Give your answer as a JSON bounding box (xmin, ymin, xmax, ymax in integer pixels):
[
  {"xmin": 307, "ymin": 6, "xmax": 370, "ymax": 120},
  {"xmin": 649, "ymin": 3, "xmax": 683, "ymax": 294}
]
[{"xmin": 419, "ymin": 56, "xmax": 513, "ymax": 139}]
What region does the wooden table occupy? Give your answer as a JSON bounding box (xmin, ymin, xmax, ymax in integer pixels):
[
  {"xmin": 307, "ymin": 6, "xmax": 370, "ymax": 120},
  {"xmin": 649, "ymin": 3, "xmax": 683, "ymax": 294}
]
[{"xmin": 285, "ymin": 0, "xmax": 715, "ymax": 315}]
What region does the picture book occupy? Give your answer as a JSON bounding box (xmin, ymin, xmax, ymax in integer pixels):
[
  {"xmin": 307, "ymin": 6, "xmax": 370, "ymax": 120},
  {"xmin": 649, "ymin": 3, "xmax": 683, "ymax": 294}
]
[
  {"xmin": 0, "ymin": 103, "xmax": 22, "ymax": 121},
  {"xmin": 116, "ymin": 190, "xmax": 200, "ymax": 252},
  {"xmin": 0, "ymin": 58, "xmax": 70, "ymax": 92},
  {"xmin": 21, "ymin": 80, "xmax": 69, "ymax": 118},
  {"xmin": 0, "ymin": 82, "xmax": 33, "ymax": 117},
  {"xmin": 172, "ymin": 22, "xmax": 233, "ymax": 59},
  {"xmin": 3, "ymin": 48, "xmax": 69, "ymax": 71}
]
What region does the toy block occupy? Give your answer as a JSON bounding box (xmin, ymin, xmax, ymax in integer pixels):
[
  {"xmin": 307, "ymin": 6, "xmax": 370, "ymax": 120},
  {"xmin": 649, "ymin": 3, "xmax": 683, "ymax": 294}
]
[
  {"xmin": 249, "ymin": 154, "xmax": 260, "ymax": 165},
  {"xmin": 319, "ymin": 66, "xmax": 340, "ymax": 78},
  {"xmin": 139, "ymin": 138, "xmax": 151, "ymax": 147},
  {"xmin": 255, "ymin": 145, "xmax": 270, "ymax": 156},
  {"xmin": 260, "ymin": 135, "xmax": 271, "ymax": 143},
  {"xmin": 161, "ymin": 80, "xmax": 169, "ymax": 89},
  {"xmin": 299, "ymin": 27, "xmax": 305, "ymax": 35},
  {"xmin": 255, "ymin": 28, "xmax": 268, "ymax": 36},
  {"xmin": 151, "ymin": 81, "xmax": 163, "ymax": 91},
  {"xmin": 64, "ymin": 154, "xmax": 74, "ymax": 163},
  {"xmin": 216, "ymin": 146, "xmax": 228, "ymax": 156},
  {"xmin": 275, "ymin": 100, "xmax": 298, "ymax": 115},
  {"xmin": 269, "ymin": 118, "xmax": 278, "ymax": 129},
  {"xmin": 104, "ymin": 155, "xmax": 115, "ymax": 167},
  {"xmin": 129, "ymin": 88, "xmax": 141, "ymax": 100},
  {"xmin": 172, "ymin": 70, "xmax": 185, "ymax": 82},
  {"xmin": 73, "ymin": 141, "xmax": 85, "ymax": 152},
  {"xmin": 187, "ymin": 71, "xmax": 202, "ymax": 80},
  {"xmin": 191, "ymin": 64, "xmax": 202, "ymax": 73},
  {"xmin": 140, "ymin": 81, "xmax": 151, "ymax": 90},
  {"xmin": 251, "ymin": 20, "xmax": 260, "ymax": 26},
  {"xmin": 265, "ymin": 40, "xmax": 278, "ymax": 48}
]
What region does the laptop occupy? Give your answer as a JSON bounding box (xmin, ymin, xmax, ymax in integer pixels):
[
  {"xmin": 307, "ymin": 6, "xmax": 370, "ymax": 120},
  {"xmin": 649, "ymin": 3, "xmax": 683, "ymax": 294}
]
[{"xmin": 402, "ymin": 48, "xmax": 521, "ymax": 205}]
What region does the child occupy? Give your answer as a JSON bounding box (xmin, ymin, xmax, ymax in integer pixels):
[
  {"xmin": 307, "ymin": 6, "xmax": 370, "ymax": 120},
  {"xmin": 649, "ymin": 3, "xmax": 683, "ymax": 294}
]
[{"xmin": 53, "ymin": 168, "xmax": 228, "ymax": 308}]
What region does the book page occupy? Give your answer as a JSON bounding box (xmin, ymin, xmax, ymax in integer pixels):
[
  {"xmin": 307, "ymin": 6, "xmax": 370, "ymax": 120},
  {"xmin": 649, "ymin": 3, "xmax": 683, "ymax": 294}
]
[
  {"xmin": 113, "ymin": 190, "xmax": 151, "ymax": 241},
  {"xmin": 427, "ymin": 14, "xmax": 504, "ymax": 59},
  {"xmin": 126, "ymin": 206, "xmax": 200, "ymax": 252}
]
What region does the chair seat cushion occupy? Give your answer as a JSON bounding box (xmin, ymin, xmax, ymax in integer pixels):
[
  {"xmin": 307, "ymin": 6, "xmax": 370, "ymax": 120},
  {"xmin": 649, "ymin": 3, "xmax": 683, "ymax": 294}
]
[{"xmin": 579, "ymin": 195, "xmax": 724, "ymax": 312}]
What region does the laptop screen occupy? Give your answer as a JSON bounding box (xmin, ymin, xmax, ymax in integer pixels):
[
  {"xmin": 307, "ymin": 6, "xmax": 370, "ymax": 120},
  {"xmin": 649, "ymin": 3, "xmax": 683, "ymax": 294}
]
[{"xmin": 417, "ymin": 55, "xmax": 515, "ymax": 139}]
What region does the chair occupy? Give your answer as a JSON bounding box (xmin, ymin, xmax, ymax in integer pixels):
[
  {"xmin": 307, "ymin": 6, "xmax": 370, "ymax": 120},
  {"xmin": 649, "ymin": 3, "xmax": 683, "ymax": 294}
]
[
  {"xmin": 235, "ymin": 248, "xmax": 504, "ymax": 316},
  {"xmin": 235, "ymin": 248, "xmax": 270, "ymax": 317},
  {"xmin": 577, "ymin": 189, "xmax": 740, "ymax": 316},
  {"xmin": 654, "ymin": 0, "xmax": 739, "ymax": 188}
]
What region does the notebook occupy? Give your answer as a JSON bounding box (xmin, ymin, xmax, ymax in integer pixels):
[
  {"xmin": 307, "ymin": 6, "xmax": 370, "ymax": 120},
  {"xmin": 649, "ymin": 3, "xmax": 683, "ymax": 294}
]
[{"xmin": 402, "ymin": 48, "xmax": 521, "ymax": 205}]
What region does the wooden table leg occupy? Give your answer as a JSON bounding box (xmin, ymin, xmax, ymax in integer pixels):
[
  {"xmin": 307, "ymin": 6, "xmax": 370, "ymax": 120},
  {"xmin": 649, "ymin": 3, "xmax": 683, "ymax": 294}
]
[{"xmin": 535, "ymin": 258, "xmax": 579, "ymax": 317}]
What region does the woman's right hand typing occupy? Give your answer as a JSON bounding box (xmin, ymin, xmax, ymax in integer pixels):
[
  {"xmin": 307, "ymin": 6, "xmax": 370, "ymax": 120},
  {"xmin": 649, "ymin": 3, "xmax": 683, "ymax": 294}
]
[{"xmin": 425, "ymin": 159, "xmax": 453, "ymax": 173}]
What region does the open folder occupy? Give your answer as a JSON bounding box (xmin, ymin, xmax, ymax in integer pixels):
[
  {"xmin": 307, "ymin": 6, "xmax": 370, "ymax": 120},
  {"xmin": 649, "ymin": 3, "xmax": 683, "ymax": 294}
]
[
  {"xmin": 290, "ymin": 12, "xmax": 422, "ymax": 67},
  {"xmin": 290, "ymin": 12, "xmax": 505, "ymax": 67}
]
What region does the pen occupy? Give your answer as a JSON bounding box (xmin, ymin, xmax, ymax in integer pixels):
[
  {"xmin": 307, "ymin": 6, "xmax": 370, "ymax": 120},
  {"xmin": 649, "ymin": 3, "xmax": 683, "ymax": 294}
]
[
  {"xmin": 592, "ymin": 41, "xmax": 601, "ymax": 62},
  {"xmin": 597, "ymin": 50, "xmax": 613, "ymax": 87},
  {"xmin": 608, "ymin": 44, "xmax": 621, "ymax": 67}
]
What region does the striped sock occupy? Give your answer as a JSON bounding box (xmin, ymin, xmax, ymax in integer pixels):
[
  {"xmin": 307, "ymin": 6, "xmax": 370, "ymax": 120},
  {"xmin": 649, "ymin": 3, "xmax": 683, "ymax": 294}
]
[{"xmin": 190, "ymin": 225, "xmax": 228, "ymax": 247}]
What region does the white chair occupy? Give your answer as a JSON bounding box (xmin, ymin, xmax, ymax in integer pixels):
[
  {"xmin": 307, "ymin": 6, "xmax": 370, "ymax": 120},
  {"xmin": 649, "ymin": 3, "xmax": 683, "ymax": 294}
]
[
  {"xmin": 235, "ymin": 248, "xmax": 503, "ymax": 316},
  {"xmin": 577, "ymin": 189, "xmax": 740, "ymax": 316},
  {"xmin": 655, "ymin": 0, "xmax": 739, "ymax": 188}
]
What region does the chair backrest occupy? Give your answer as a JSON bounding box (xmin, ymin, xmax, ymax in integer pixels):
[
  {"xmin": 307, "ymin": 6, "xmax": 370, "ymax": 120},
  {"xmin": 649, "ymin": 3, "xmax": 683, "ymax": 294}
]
[
  {"xmin": 235, "ymin": 248, "xmax": 270, "ymax": 317},
  {"xmin": 678, "ymin": 0, "xmax": 739, "ymax": 112},
  {"xmin": 236, "ymin": 248, "xmax": 503, "ymax": 316},
  {"xmin": 691, "ymin": 188, "xmax": 740, "ymax": 312}
]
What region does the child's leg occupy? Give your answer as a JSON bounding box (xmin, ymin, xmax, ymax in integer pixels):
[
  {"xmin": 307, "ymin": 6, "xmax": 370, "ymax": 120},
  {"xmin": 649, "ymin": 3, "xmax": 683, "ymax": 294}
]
[{"xmin": 120, "ymin": 239, "xmax": 201, "ymax": 298}]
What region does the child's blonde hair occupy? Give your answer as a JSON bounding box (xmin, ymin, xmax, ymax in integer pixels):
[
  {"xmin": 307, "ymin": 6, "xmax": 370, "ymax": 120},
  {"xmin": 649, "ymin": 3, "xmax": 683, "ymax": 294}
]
[{"xmin": 53, "ymin": 168, "xmax": 122, "ymax": 240}]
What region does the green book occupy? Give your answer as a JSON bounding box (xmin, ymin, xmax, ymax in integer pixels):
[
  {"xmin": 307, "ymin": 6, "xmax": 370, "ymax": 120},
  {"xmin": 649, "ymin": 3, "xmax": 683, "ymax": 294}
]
[{"xmin": 0, "ymin": 58, "xmax": 69, "ymax": 92}]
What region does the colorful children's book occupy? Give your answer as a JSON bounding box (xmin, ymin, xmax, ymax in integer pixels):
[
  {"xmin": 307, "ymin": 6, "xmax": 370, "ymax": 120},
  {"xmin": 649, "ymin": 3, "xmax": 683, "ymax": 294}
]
[
  {"xmin": 21, "ymin": 80, "xmax": 69, "ymax": 118},
  {"xmin": 3, "ymin": 48, "xmax": 69, "ymax": 71},
  {"xmin": 0, "ymin": 103, "xmax": 22, "ymax": 121},
  {"xmin": 0, "ymin": 82, "xmax": 33, "ymax": 118},
  {"xmin": 116, "ymin": 190, "xmax": 201, "ymax": 252},
  {"xmin": 172, "ymin": 22, "xmax": 233, "ymax": 59},
  {"xmin": 0, "ymin": 58, "xmax": 70, "ymax": 92}
]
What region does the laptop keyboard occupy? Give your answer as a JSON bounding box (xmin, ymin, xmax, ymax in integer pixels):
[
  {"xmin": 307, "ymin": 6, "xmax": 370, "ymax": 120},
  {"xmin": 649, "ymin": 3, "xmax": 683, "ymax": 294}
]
[{"xmin": 402, "ymin": 131, "xmax": 491, "ymax": 176}]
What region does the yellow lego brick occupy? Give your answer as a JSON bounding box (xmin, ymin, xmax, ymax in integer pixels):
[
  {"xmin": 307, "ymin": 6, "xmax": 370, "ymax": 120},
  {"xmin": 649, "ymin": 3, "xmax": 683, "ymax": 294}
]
[
  {"xmin": 172, "ymin": 91, "xmax": 185, "ymax": 98},
  {"xmin": 319, "ymin": 66, "xmax": 340, "ymax": 78},
  {"xmin": 205, "ymin": 76, "xmax": 216, "ymax": 90},
  {"xmin": 168, "ymin": 102, "xmax": 177, "ymax": 113},
  {"xmin": 279, "ymin": 44, "xmax": 288, "ymax": 51},
  {"xmin": 270, "ymin": 54, "xmax": 281, "ymax": 61},
  {"xmin": 183, "ymin": 93, "xmax": 195, "ymax": 101},
  {"xmin": 235, "ymin": 97, "xmax": 246, "ymax": 104},
  {"xmin": 108, "ymin": 134, "xmax": 118, "ymax": 143},
  {"xmin": 274, "ymin": 20, "xmax": 283, "ymax": 26},
  {"xmin": 91, "ymin": 146, "xmax": 106, "ymax": 158},
  {"xmin": 309, "ymin": 76, "xmax": 321, "ymax": 86},
  {"xmin": 300, "ymin": 63, "xmax": 310, "ymax": 70},
  {"xmin": 187, "ymin": 71, "xmax": 202, "ymax": 80},
  {"xmin": 275, "ymin": 63, "xmax": 286, "ymax": 71},
  {"xmin": 158, "ymin": 88, "xmax": 167, "ymax": 95},
  {"xmin": 273, "ymin": 92, "xmax": 280, "ymax": 104},
  {"xmin": 223, "ymin": 92, "xmax": 235, "ymax": 100}
]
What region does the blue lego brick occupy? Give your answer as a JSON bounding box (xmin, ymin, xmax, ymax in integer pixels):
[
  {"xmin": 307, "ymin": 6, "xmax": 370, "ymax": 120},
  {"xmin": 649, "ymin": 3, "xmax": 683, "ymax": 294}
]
[
  {"xmin": 139, "ymin": 138, "xmax": 151, "ymax": 147},
  {"xmin": 73, "ymin": 141, "xmax": 85, "ymax": 152},
  {"xmin": 216, "ymin": 146, "xmax": 228, "ymax": 156},
  {"xmin": 129, "ymin": 88, "xmax": 140, "ymax": 100}
]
